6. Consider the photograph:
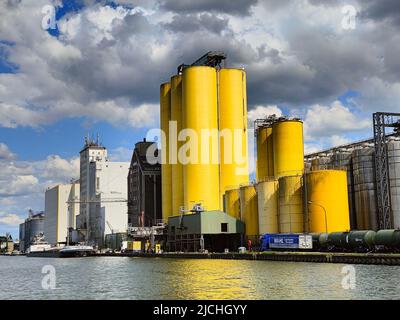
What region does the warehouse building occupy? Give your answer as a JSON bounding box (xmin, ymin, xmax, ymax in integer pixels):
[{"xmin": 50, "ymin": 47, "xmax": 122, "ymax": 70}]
[{"xmin": 127, "ymin": 139, "xmax": 161, "ymax": 227}]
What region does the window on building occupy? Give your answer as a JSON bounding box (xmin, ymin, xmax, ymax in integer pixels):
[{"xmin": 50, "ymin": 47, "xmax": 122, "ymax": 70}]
[
  {"xmin": 221, "ymin": 223, "xmax": 228, "ymax": 233},
  {"xmin": 96, "ymin": 177, "xmax": 100, "ymax": 190}
]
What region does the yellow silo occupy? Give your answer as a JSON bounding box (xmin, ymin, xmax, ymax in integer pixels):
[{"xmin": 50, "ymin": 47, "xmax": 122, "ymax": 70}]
[
  {"xmin": 307, "ymin": 170, "xmax": 350, "ymax": 233},
  {"xmin": 273, "ymin": 119, "xmax": 304, "ymax": 178},
  {"xmin": 218, "ymin": 68, "xmax": 249, "ymax": 203},
  {"xmin": 278, "ymin": 175, "xmax": 304, "ymax": 233},
  {"xmin": 224, "ymin": 188, "xmax": 240, "ymax": 220},
  {"xmin": 266, "ymin": 127, "xmax": 274, "ymax": 177},
  {"xmin": 170, "ymin": 74, "xmax": 184, "ymax": 216},
  {"xmin": 257, "ymin": 180, "xmax": 279, "ymax": 234},
  {"xmin": 160, "ymin": 82, "xmax": 172, "ymax": 221},
  {"xmin": 182, "ymin": 66, "xmax": 220, "ymax": 211},
  {"xmin": 257, "ymin": 127, "xmax": 271, "ymax": 181},
  {"xmin": 239, "ymin": 184, "xmax": 259, "ymax": 239}
]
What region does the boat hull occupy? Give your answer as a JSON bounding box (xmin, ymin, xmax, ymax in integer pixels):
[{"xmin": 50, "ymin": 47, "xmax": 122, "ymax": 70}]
[{"xmin": 27, "ymin": 250, "xmax": 95, "ymax": 258}]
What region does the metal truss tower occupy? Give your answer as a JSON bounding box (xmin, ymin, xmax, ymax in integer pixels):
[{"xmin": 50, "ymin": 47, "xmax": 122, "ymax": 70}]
[{"xmin": 373, "ymin": 112, "xmax": 400, "ymax": 229}]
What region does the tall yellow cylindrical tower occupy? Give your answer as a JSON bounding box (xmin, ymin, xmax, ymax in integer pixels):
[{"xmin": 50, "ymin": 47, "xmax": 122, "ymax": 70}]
[
  {"xmin": 256, "ymin": 127, "xmax": 267, "ymax": 180},
  {"xmin": 273, "ymin": 120, "xmax": 304, "ymax": 178},
  {"xmin": 239, "ymin": 184, "xmax": 259, "ymax": 240},
  {"xmin": 182, "ymin": 66, "xmax": 220, "ymax": 211},
  {"xmin": 160, "ymin": 82, "xmax": 172, "ymax": 221},
  {"xmin": 224, "ymin": 188, "xmax": 240, "ymax": 220},
  {"xmin": 256, "ymin": 126, "xmax": 273, "ymax": 181},
  {"xmin": 218, "ymin": 68, "xmax": 249, "ymax": 203},
  {"xmin": 170, "ymin": 74, "xmax": 184, "ymax": 216},
  {"xmin": 278, "ymin": 175, "xmax": 304, "ymax": 233},
  {"xmin": 257, "ymin": 180, "xmax": 279, "ymax": 234},
  {"xmin": 307, "ymin": 170, "xmax": 350, "ymax": 233}
]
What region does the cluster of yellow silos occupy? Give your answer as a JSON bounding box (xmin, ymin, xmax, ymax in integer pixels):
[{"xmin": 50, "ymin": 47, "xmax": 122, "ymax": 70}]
[
  {"xmin": 160, "ymin": 65, "xmax": 351, "ymax": 241},
  {"xmin": 160, "ymin": 67, "xmax": 249, "ymax": 221},
  {"xmin": 253, "ymin": 118, "xmax": 351, "ymax": 237}
]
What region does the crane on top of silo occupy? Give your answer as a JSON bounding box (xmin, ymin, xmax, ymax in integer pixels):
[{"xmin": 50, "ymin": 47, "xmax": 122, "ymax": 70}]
[{"xmin": 177, "ymin": 51, "xmax": 227, "ymax": 74}]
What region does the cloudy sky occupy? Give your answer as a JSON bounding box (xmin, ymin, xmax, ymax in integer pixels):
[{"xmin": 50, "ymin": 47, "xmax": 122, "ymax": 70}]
[{"xmin": 1, "ymin": 0, "xmax": 399, "ymax": 238}]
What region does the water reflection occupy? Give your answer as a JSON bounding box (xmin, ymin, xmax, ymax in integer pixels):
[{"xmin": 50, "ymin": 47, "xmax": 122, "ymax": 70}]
[{"xmin": 1, "ymin": 256, "xmax": 400, "ymax": 300}]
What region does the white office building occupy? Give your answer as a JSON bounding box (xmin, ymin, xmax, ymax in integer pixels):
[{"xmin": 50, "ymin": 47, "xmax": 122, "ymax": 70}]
[
  {"xmin": 44, "ymin": 181, "xmax": 80, "ymax": 245},
  {"xmin": 76, "ymin": 138, "xmax": 129, "ymax": 247}
]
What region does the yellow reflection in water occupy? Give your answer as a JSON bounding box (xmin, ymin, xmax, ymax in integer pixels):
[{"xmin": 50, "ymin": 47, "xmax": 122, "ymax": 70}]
[
  {"xmin": 158, "ymin": 259, "xmax": 358, "ymax": 300},
  {"xmin": 160, "ymin": 259, "xmax": 259, "ymax": 299}
]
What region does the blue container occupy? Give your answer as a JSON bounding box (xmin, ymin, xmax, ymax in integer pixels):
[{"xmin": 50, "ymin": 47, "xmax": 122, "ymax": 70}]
[
  {"xmin": 260, "ymin": 234, "xmax": 271, "ymax": 251},
  {"xmin": 269, "ymin": 234, "xmax": 300, "ymax": 249},
  {"xmin": 260, "ymin": 233, "xmax": 313, "ymax": 251}
]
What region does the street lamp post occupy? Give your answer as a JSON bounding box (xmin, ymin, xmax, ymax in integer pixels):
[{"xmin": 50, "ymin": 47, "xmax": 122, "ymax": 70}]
[{"xmin": 308, "ymin": 201, "xmax": 328, "ymax": 233}]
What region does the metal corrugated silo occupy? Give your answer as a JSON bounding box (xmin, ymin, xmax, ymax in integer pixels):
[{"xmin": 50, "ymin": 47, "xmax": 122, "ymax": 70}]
[
  {"xmin": 224, "ymin": 188, "xmax": 241, "ymax": 220},
  {"xmin": 257, "ymin": 180, "xmax": 279, "ymax": 234},
  {"xmin": 330, "ymin": 149, "xmax": 357, "ymax": 229},
  {"xmin": 352, "ymin": 145, "xmax": 378, "ymax": 230},
  {"xmin": 278, "ymin": 175, "xmax": 304, "ymax": 233},
  {"xmin": 388, "ymin": 136, "xmax": 400, "ymax": 228},
  {"xmin": 239, "ymin": 184, "xmax": 259, "ymax": 241}
]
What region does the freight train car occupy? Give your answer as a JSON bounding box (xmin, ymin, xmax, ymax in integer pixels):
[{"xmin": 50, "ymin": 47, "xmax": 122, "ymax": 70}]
[{"xmin": 261, "ymin": 230, "xmax": 400, "ymax": 253}]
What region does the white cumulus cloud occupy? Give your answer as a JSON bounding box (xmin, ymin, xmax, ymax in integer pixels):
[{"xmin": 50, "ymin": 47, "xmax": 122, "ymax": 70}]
[
  {"xmin": 0, "ymin": 213, "xmax": 24, "ymax": 226},
  {"xmin": 247, "ymin": 105, "xmax": 283, "ymax": 124},
  {"xmin": 0, "ymin": 143, "xmax": 16, "ymax": 160},
  {"xmin": 303, "ymin": 101, "xmax": 370, "ymax": 140}
]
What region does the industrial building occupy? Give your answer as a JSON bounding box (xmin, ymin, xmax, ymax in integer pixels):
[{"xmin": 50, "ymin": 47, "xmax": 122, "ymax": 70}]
[
  {"xmin": 304, "ymin": 113, "xmax": 400, "ymax": 231},
  {"xmin": 76, "ymin": 137, "xmax": 129, "ymax": 248},
  {"xmin": 76, "ymin": 136, "xmax": 108, "ymax": 234},
  {"xmin": 155, "ymin": 53, "xmax": 400, "ymax": 253},
  {"xmin": 252, "ymin": 116, "xmax": 351, "ymax": 238},
  {"xmin": 44, "ymin": 181, "xmax": 80, "ymax": 245},
  {"xmin": 18, "ymin": 210, "xmax": 45, "ymax": 253},
  {"xmin": 159, "ymin": 52, "xmax": 249, "ymax": 251},
  {"xmin": 159, "ymin": 52, "xmax": 352, "ymax": 251},
  {"xmin": 127, "ymin": 139, "xmax": 162, "ymax": 227},
  {"xmin": 168, "ymin": 210, "xmax": 244, "ymax": 252}
]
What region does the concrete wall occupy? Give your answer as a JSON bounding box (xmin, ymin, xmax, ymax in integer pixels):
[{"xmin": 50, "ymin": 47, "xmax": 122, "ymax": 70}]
[
  {"xmin": 44, "ymin": 186, "xmax": 59, "ymax": 244},
  {"xmin": 168, "ymin": 211, "xmax": 244, "ymax": 235},
  {"xmin": 68, "ymin": 182, "xmax": 80, "ymax": 229},
  {"xmin": 88, "ymin": 161, "xmax": 129, "ymax": 247},
  {"xmin": 45, "ymin": 183, "xmax": 80, "ymax": 245}
]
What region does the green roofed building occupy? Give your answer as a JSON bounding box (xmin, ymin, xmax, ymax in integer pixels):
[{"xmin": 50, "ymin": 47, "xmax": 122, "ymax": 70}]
[{"xmin": 167, "ymin": 211, "xmax": 245, "ymax": 253}]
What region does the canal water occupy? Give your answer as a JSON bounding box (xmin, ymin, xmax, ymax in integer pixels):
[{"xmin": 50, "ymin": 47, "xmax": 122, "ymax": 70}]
[{"xmin": 1, "ymin": 256, "xmax": 399, "ymax": 299}]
